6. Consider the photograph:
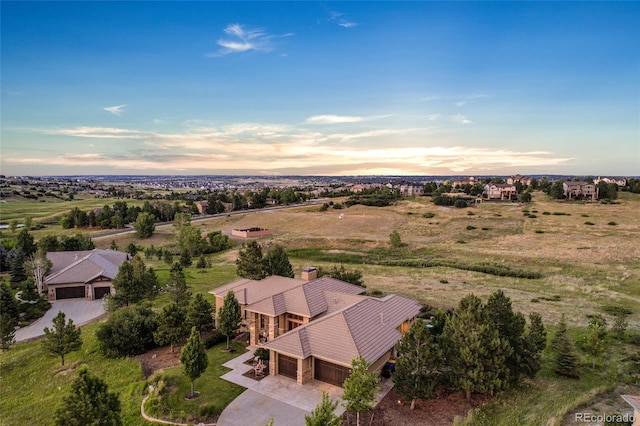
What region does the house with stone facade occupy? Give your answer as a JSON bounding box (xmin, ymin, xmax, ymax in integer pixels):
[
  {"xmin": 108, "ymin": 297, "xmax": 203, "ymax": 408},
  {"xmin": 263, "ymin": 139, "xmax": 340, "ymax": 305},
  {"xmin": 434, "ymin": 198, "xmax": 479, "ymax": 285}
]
[
  {"xmin": 210, "ymin": 268, "xmax": 421, "ymax": 387},
  {"xmin": 483, "ymin": 183, "xmax": 517, "ymax": 200}
]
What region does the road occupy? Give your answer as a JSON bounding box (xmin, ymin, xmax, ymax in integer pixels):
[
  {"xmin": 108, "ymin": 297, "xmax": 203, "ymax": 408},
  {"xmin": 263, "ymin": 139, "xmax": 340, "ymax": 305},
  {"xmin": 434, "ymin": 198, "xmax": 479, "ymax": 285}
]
[{"xmin": 91, "ymin": 200, "xmax": 325, "ymax": 239}]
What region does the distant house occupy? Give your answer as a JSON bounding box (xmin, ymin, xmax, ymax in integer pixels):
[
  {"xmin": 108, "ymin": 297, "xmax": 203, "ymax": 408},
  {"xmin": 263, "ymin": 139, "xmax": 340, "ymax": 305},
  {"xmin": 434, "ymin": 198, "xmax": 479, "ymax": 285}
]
[
  {"xmin": 195, "ymin": 200, "xmax": 208, "ymax": 214},
  {"xmin": 265, "ymin": 198, "xmax": 279, "ymax": 206},
  {"xmin": 594, "ymin": 177, "xmax": 627, "ymax": 187},
  {"xmin": 210, "ymin": 268, "xmax": 421, "ymax": 387},
  {"xmin": 230, "ymin": 227, "xmax": 273, "ymax": 238},
  {"xmin": 506, "ymin": 174, "xmax": 533, "ymax": 186},
  {"xmin": 399, "ymin": 183, "xmax": 424, "ymax": 197},
  {"xmin": 563, "ymin": 181, "xmax": 597, "ymax": 200},
  {"xmin": 483, "ymin": 183, "xmax": 517, "ymax": 200},
  {"xmin": 452, "ymin": 177, "xmax": 477, "ymax": 188},
  {"xmin": 44, "ymin": 249, "xmax": 129, "ymax": 301}
]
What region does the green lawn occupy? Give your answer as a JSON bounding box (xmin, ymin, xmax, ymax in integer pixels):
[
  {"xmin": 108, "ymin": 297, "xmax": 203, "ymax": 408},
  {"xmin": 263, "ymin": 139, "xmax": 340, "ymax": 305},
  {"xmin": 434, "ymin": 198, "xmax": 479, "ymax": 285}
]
[{"xmin": 144, "ymin": 341, "xmax": 247, "ymax": 423}]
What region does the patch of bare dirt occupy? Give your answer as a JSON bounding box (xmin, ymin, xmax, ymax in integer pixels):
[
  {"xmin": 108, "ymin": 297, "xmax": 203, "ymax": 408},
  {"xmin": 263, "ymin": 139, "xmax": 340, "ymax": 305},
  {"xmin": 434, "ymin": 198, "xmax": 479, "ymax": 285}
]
[
  {"xmin": 135, "ymin": 345, "xmax": 181, "ymax": 378},
  {"xmin": 342, "ymin": 388, "xmax": 491, "ymax": 426},
  {"xmin": 562, "ymin": 384, "xmax": 640, "ymax": 425}
]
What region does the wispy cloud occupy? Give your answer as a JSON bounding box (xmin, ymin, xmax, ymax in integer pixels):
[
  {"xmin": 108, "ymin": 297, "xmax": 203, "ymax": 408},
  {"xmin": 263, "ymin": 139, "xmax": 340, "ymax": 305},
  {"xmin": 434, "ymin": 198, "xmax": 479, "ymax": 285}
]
[
  {"xmin": 306, "ymin": 114, "xmax": 364, "ymax": 124},
  {"xmin": 305, "ymin": 114, "xmax": 393, "ymax": 124},
  {"xmin": 451, "ymin": 114, "xmax": 473, "ymax": 125},
  {"xmin": 328, "ymin": 10, "xmax": 357, "ymax": 28},
  {"xmin": 422, "ymin": 94, "xmax": 489, "ymax": 106},
  {"xmin": 9, "ymin": 120, "xmax": 573, "ymax": 175},
  {"xmin": 104, "ymin": 105, "xmax": 127, "ymax": 116},
  {"xmin": 210, "ymin": 23, "xmax": 292, "ymax": 56}
]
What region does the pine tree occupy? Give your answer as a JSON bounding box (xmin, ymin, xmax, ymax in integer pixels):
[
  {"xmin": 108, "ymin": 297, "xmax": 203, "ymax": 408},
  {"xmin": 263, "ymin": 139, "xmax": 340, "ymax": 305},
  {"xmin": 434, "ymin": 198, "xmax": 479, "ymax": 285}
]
[
  {"xmin": 54, "ymin": 368, "xmax": 122, "ymax": 426},
  {"xmin": 342, "ymin": 356, "xmax": 378, "ymax": 426},
  {"xmin": 443, "ymin": 294, "xmax": 511, "ymax": 399},
  {"xmin": 552, "ymin": 314, "xmax": 580, "ymax": 378},
  {"xmin": 486, "ymin": 290, "xmax": 526, "ymax": 384},
  {"xmin": 42, "ymin": 311, "xmax": 82, "ymax": 365},
  {"xmin": 389, "ymin": 230, "xmax": 402, "ymax": 248},
  {"xmin": 180, "ymin": 326, "xmax": 209, "ymax": 398},
  {"xmin": 8, "ymin": 248, "xmax": 27, "ymax": 286},
  {"xmin": 0, "ymin": 280, "xmax": 18, "ymax": 349},
  {"xmin": 393, "ymin": 321, "xmax": 443, "ymax": 409},
  {"xmin": 154, "ymin": 303, "xmax": 189, "ymax": 353},
  {"xmin": 187, "ymin": 293, "xmax": 214, "ymax": 333},
  {"xmin": 218, "ymin": 290, "xmax": 242, "ymax": 349},
  {"xmin": 521, "ymin": 312, "xmax": 547, "ymax": 378},
  {"xmin": 263, "ymin": 244, "xmax": 294, "ymax": 278},
  {"xmin": 236, "ymin": 241, "xmax": 266, "ymax": 280},
  {"xmin": 305, "ymin": 391, "xmax": 342, "ymax": 426},
  {"xmin": 167, "ymin": 263, "xmax": 191, "ymax": 307}
]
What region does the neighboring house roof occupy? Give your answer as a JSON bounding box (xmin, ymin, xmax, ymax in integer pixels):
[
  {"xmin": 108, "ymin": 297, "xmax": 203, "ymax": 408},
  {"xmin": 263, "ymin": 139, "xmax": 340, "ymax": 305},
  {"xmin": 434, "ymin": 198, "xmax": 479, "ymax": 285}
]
[
  {"xmin": 45, "ymin": 249, "xmax": 129, "ymax": 285},
  {"xmin": 264, "ymin": 294, "xmax": 422, "ymax": 367}
]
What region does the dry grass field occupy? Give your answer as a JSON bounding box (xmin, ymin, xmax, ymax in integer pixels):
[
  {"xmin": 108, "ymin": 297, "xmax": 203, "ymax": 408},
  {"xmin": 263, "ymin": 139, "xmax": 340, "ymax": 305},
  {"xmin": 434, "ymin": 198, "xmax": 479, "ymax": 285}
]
[{"xmin": 138, "ymin": 191, "xmax": 638, "ymax": 329}]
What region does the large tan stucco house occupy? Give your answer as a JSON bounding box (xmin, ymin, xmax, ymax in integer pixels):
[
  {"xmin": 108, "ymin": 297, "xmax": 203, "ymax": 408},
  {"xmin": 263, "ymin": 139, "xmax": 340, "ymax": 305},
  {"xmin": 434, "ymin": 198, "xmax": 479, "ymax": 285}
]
[
  {"xmin": 44, "ymin": 249, "xmax": 129, "ymax": 301},
  {"xmin": 483, "ymin": 183, "xmax": 517, "ymax": 200},
  {"xmin": 210, "ymin": 268, "xmax": 422, "ymax": 387},
  {"xmin": 563, "ymin": 181, "xmax": 597, "ymax": 200}
]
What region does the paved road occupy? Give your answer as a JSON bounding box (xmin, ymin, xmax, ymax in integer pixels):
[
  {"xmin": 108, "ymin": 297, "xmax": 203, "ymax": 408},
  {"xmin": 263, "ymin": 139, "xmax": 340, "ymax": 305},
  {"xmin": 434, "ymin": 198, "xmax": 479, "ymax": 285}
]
[{"xmin": 14, "ymin": 299, "xmax": 106, "ymax": 342}]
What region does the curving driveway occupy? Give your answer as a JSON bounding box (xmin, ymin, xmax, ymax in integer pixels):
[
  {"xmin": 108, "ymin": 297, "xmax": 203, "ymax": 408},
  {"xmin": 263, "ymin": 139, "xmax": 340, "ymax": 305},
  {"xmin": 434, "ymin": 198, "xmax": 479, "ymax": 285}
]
[{"xmin": 14, "ymin": 299, "xmax": 106, "ymax": 342}]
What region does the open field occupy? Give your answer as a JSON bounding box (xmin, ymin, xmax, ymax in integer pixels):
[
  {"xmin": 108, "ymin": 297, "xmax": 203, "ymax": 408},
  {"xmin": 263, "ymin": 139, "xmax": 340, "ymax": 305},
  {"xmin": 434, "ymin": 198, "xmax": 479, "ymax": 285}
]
[{"xmin": 2, "ymin": 190, "xmax": 639, "ymax": 424}]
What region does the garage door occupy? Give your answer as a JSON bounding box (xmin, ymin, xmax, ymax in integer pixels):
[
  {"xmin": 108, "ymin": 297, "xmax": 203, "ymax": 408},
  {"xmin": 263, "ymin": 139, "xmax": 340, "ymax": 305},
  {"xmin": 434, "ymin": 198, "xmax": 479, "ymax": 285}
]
[
  {"xmin": 55, "ymin": 286, "xmax": 85, "ymax": 300},
  {"xmin": 278, "ymin": 355, "xmax": 297, "ymax": 380},
  {"xmin": 94, "ymin": 286, "xmax": 111, "ymax": 299},
  {"xmin": 315, "ymin": 359, "xmax": 350, "ymax": 387}
]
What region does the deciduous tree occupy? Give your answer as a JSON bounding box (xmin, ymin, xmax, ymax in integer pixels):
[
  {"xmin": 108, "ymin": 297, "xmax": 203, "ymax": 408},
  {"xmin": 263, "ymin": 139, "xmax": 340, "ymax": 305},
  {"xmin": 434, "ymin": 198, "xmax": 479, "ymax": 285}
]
[
  {"xmin": 180, "ymin": 326, "xmax": 209, "ymax": 398},
  {"xmin": 133, "ymin": 212, "xmax": 155, "ymax": 239},
  {"xmin": 42, "ymin": 311, "xmax": 82, "ymax": 365},
  {"xmin": 217, "ymin": 290, "xmax": 242, "ymax": 349},
  {"xmin": 342, "ymin": 356, "xmax": 378, "ymax": 426}
]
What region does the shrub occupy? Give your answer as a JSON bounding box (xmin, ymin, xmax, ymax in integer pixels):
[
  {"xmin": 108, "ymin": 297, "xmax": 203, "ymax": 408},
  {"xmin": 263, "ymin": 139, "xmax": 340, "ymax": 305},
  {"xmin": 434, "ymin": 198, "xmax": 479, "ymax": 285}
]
[
  {"xmin": 254, "ymin": 347, "xmax": 270, "ymax": 361},
  {"xmin": 608, "ymin": 221, "xmax": 618, "ymax": 226},
  {"xmin": 96, "ymin": 304, "xmax": 158, "ymax": 357},
  {"xmin": 535, "ymin": 230, "xmax": 545, "ymax": 234},
  {"xmin": 466, "ymin": 211, "xmax": 475, "ymax": 216},
  {"xmin": 531, "ymin": 298, "xmax": 540, "ymax": 303},
  {"xmin": 368, "ymin": 289, "xmax": 384, "ymax": 296},
  {"xmin": 198, "ymin": 403, "xmax": 221, "ymax": 418},
  {"xmin": 454, "ymin": 199, "xmax": 468, "ymax": 208},
  {"xmin": 203, "ymin": 331, "xmax": 227, "ymax": 349},
  {"xmin": 423, "ymin": 212, "xmax": 435, "ymax": 218},
  {"xmin": 481, "ymin": 227, "xmax": 490, "ymax": 231},
  {"xmin": 543, "ymin": 211, "xmax": 551, "ymax": 215},
  {"xmin": 584, "ymin": 221, "xmax": 595, "ymax": 226},
  {"xmin": 528, "ymin": 214, "xmax": 537, "ymax": 218},
  {"xmin": 581, "ymin": 214, "xmax": 590, "ymax": 217},
  {"xmin": 439, "ymin": 279, "xmax": 448, "ymax": 284},
  {"xmin": 456, "ymin": 240, "xmax": 466, "ymax": 244},
  {"xmin": 465, "ymin": 225, "xmax": 476, "ymax": 230}
]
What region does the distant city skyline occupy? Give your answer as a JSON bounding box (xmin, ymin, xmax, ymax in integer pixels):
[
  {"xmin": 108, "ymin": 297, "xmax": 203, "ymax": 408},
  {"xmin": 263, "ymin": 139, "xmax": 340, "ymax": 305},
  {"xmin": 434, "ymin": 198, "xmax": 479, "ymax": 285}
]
[{"xmin": 1, "ymin": 1, "xmax": 638, "ymax": 176}]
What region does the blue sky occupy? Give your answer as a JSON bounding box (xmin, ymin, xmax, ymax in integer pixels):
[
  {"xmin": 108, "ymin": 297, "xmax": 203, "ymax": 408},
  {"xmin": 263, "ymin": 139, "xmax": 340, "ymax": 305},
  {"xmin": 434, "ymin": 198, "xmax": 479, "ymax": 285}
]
[{"xmin": 1, "ymin": 1, "xmax": 638, "ymax": 176}]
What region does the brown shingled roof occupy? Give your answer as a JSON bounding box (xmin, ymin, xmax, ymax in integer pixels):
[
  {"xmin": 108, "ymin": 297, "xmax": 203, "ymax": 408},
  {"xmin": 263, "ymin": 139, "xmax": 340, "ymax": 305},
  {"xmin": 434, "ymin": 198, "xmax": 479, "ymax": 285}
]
[
  {"xmin": 45, "ymin": 249, "xmax": 129, "ymax": 285},
  {"xmin": 264, "ymin": 294, "xmax": 422, "ymax": 367}
]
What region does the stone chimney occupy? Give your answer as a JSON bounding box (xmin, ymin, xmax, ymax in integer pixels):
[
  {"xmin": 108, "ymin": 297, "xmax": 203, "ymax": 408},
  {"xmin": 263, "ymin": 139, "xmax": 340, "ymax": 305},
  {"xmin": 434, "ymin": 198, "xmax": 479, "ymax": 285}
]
[{"xmin": 301, "ymin": 267, "xmax": 317, "ymax": 281}]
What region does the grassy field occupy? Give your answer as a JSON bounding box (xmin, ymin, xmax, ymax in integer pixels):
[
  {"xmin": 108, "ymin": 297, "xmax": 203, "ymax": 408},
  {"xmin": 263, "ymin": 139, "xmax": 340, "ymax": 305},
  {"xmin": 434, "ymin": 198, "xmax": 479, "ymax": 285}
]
[{"xmin": 2, "ymin": 190, "xmax": 639, "ymax": 425}]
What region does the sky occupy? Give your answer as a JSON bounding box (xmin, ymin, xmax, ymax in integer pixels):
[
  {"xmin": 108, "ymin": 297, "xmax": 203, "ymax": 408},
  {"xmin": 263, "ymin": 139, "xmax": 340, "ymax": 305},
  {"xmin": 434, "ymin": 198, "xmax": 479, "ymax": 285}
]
[{"xmin": 1, "ymin": 1, "xmax": 638, "ymax": 177}]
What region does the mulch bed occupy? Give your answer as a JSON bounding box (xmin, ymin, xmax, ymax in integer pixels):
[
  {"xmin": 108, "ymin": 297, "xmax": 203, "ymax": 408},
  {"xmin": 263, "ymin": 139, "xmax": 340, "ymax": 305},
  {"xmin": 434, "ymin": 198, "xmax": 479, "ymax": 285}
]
[{"xmin": 342, "ymin": 388, "xmax": 492, "ymax": 426}]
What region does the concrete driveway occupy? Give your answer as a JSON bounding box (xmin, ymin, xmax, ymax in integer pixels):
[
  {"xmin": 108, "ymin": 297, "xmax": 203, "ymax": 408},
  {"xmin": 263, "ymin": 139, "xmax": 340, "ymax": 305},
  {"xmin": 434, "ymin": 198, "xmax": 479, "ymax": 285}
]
[
  {"xmin": 216, "ymin": 349, "xmax": 396, "ymax": 426},
  {"xmin": 14, "ymin": 299, "xmax": 106, "ymax": 342}
]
